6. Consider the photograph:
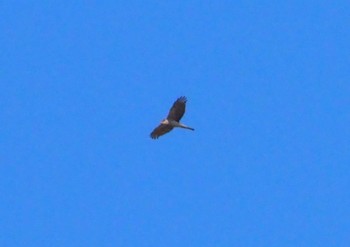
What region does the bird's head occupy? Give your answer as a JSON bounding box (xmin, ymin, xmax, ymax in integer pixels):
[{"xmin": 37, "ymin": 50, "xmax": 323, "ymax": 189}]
[{"xmin": 161, "ymin": 119, "xmax": 169, "ymax": 125}]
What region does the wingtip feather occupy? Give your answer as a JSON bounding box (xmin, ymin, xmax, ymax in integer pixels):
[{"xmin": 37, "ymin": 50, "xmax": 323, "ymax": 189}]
[{"xmin": 176, "ymin": 96, "xmax": 187, "ymax": 104}]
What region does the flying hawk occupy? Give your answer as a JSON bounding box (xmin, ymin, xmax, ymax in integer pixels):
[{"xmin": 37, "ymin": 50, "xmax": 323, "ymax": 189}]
[{"xmin": 150, "ymin": 96, "xmax": 194, "ymax": 139}]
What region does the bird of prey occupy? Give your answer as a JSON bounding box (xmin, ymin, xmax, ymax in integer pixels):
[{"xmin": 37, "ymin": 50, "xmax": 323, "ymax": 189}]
[{"xmin": 150, "ymin": 96, "xmax": 194, "ymax": 139}]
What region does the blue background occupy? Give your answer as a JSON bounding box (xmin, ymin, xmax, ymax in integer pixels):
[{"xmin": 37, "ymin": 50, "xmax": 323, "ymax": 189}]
[{"xmin": 1, "ymin": 1, "xmax": 349, "ymax": 246}]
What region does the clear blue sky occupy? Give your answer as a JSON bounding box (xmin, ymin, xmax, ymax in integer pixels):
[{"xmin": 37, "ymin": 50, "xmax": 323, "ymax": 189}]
[{"xmin": 1, "ymin": 1, "xmax": 349, "ymax": 246}]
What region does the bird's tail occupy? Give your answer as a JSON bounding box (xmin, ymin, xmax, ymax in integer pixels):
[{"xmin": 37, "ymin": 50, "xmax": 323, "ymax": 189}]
[{"xmin": 179, "ymin": 123, "xmax": 195, "ymax": 131}]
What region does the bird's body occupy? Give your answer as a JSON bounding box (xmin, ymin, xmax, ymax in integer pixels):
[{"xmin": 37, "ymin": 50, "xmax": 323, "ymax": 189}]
[
  {"xmin": 150, "ymin": 96, "xmax": 194, "ymax": 139},
  {"xmin": 161, "ymin": 119, "xmax": 194, "ymax": 130}
]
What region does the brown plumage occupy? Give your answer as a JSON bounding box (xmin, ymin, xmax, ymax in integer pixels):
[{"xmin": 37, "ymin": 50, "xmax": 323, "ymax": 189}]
[{"xmin": 150, "ymin": 96, "xmax": 194, "ymax": 139}]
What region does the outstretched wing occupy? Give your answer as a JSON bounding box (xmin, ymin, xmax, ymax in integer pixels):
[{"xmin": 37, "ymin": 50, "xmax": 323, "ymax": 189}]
[
  {"xmin": 167, "ymin": 96, "xmax": 187, "ymax": 121},
  {"xmin": 150, "ymin": 124, "xmax": 174, "ymax": 139}
]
